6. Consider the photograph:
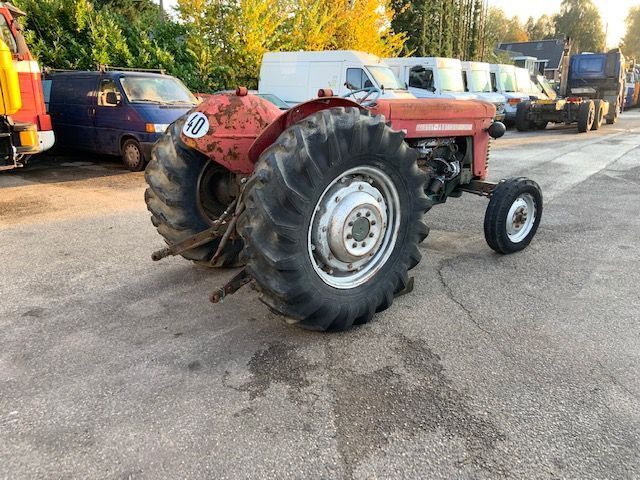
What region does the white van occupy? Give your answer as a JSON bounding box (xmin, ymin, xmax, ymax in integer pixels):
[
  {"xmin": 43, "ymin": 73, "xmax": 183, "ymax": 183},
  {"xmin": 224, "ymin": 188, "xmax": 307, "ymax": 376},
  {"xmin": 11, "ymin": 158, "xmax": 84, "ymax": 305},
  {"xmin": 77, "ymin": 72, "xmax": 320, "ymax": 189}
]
[
  {"xmin": 460, "ymin": 61, "xmax": 506, "ymax": 121},
  {"xmin": 489, "ymin": 64, "xmax": 533, "ymax": 123},
  {"xmin": 385, "ymin": 57, "xmax": 477, "ymax": 101},
  {"xmin": 258, "ymin": 50, "xmax": 414, "ymax": 106}
]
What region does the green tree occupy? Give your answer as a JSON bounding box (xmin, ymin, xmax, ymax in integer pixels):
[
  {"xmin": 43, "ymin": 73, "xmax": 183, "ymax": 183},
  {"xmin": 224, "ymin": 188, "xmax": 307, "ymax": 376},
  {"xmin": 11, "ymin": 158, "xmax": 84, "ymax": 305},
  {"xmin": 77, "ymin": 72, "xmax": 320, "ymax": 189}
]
[
  {"xmin": 554, "ymin": 0, "xmax": 605, "ymax": 53},
  {"xmin": 525, "ymin": 14, "xmax": 556, "ymax": 41},
  {"xmin": 481, "ymin": 7, "xmax": 528, "ymax": 62},
  {"xmin": 621, "ymin": 6, "xmax": 640, "ymax": 60}
]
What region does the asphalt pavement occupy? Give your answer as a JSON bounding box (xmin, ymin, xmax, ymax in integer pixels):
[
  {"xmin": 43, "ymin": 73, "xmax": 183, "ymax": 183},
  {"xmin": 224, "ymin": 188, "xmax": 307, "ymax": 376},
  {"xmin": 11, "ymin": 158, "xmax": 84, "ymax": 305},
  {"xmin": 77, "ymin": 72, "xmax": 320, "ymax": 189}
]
[{"xmin": 1, "ymin": 115, "xmax": 639, "ymax": 479}]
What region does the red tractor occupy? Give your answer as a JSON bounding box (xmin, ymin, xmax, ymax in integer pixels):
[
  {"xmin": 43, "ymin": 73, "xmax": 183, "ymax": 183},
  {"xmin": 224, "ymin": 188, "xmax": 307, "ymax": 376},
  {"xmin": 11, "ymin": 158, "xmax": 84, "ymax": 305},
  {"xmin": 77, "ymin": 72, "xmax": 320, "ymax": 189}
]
[{"xmin": 145, "ymin": 87, "xmax": 542, "ymax": 330}]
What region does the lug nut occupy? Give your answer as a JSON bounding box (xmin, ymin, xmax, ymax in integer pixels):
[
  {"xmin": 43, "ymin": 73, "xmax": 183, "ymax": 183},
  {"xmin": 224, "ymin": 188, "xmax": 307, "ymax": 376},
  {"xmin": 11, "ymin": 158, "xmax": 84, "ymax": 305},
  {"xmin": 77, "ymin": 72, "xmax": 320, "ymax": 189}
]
[
  {"xmin": 366, "ymin": 212, "xmax": 370, "ymax": 217},
  {"xmin": 335, "ymin": 196, "xmax": 341, "ymax": 202},
  {"xmin": 322, "ymin": 226, "xmax": 327, "ymax": 232},
  {"xmin": 347, "ymin": 234, "xmax": 353, "ymax": 239},
  {"xmin": 358, "ymin": 185, "xmax": 364, "ymax": 190},
  {"xmin": 310, "ymin": 244, "xmax": 316, "ymax": 251},
  {"xmin": 371, "ymin": 220, "xmax": 376, "ymax": 226},
  {"xmin": 361, "ymin": 242, "xmax": 366, "ymax": 247},
  {"xmin": 356, "ymin": 212, "xmax": 361, "ymax": 217},
  {"xmin": 369, "ymin": 233, "xmax": 374, "ymax": 238},
  {"xmin": 352, "ymin": 243, "xmax": 357, "ymax": 248},
  {"xmin": 348, "ymin": 221, "xmax": 353, "ymax": 227}
]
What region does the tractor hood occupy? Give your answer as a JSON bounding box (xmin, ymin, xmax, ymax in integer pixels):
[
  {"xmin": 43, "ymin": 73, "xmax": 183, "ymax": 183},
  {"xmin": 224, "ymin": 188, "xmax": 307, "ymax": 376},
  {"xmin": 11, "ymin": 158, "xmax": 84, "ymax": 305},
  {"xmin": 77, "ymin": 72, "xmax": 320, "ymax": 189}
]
[{"xmin": 373, "ymin": 98, "xmax": 495, "ymax": 123}]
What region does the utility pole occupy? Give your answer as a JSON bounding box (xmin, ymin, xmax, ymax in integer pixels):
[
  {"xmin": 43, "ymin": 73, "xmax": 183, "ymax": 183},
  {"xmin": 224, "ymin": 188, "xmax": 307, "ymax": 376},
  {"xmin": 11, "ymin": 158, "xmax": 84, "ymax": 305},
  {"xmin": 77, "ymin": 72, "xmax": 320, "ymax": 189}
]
[{"xmin": 159, "ymin": 0, "xmax": 164, "ymax": 20}]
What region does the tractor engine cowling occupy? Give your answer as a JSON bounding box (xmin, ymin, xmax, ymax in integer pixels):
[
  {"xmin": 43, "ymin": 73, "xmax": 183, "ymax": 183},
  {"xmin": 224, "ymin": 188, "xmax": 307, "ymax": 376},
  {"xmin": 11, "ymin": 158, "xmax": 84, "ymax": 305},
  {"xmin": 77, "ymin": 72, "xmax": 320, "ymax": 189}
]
[{"xmin": 180, "ymin": 90, "xmax": 283, "ymax": 175}]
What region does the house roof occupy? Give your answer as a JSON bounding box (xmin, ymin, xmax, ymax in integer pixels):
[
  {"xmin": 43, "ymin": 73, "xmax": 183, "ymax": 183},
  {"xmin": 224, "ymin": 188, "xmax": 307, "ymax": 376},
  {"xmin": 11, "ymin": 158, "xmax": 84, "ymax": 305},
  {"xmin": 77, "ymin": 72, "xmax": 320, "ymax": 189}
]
[{"xmin": 496, "ymin": 39, "xmax": 569, "ymax": 70}]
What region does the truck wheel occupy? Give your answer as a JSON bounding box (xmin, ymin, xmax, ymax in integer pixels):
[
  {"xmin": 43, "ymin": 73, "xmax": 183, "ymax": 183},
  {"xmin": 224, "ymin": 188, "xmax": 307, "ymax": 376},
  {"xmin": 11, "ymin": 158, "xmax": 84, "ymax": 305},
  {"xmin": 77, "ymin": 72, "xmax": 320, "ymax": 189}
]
[
  {"xmin": 592, "ymin": 100, "xmax": 605, "ymax": 130},
  {"xmin": 515, "ymin": 101, "xmax": 532, "ymax": 131},
  {"xmin": 238, "ymin": 107, "xmax": 431, "ymax": 330},
  {"xmin": 144, "ymin": 119, "xmax": 243, "ymax": 266},
  {"xmin": 606, "ymin": 100, "xmax": 620, "ymax": 125},
  {"xmin": 122, "ymin": 138, "xmax": 145, "ymax": 171},
  {"xmin": 484, "ymin": 178, "xmax": 543, "ymax": 254},
  {"xmin": 577, "ymin": 101, "xmax": 595, "ymax": 133},
  {"xmin": 533, "ymin": 121, "xmax": 548, "ymax": 130}
]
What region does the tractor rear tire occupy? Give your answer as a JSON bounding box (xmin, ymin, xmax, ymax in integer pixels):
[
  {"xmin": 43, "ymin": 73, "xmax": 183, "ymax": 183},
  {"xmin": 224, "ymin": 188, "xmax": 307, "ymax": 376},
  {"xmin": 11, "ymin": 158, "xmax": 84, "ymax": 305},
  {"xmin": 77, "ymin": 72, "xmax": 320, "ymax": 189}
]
[
  {"xmin": 577, "ymin": 101, "xmax": 595, "ymax": 133},
  {"xmin": 484, "ymin": 178, "xmax": 543, "ymax": 254},
  {"xmin": 592, "ymin": 100, "xmax": 605, "ymax": 130},
  {"xmin": 144, "ymin": 118, "xmax": 244, "ymax": 267},
  {"xmin": 238, "ymin": 107, "xmax": 432, "ymax": 331},
  {"xmin": 515, "ymin": 101, "xmax": 532, "ymax": 132}
]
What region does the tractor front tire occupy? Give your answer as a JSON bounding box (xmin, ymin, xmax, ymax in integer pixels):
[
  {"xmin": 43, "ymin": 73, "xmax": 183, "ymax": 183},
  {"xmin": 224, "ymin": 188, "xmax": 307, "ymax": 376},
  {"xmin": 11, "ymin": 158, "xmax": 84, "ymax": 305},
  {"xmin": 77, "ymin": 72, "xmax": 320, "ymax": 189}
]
[
  {"xmin": 238, "ymin": 107, "xmax": 432, "ymax": 331},
  {"xmin": 484, "ymin": 178, "xmax": 543, "ymax": 254},
  {"xmin": 515, "ymin": 101, "xmax": 532, "ymax": 132},
  {"xmin": 577, "ymin": 101, "xmax": 595, "ymax": 133},
  {"xmin": 144, "ymin": 118, "xmax": 244, "ymax": 267}
]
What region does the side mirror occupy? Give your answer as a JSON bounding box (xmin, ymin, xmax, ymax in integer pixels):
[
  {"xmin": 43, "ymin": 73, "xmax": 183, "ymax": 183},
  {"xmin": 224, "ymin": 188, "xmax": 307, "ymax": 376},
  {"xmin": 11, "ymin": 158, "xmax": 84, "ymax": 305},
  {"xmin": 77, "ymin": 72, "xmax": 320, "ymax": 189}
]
[{"xmin": 105, "ymin": 91, "xmax": 120, "ymax": 106}]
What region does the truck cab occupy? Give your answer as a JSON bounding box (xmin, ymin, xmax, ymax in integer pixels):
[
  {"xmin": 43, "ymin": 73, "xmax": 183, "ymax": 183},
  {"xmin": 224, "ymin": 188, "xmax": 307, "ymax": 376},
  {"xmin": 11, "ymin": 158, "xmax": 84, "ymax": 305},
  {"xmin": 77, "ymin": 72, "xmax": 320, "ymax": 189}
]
[
  {"xmin": 460, "ymin": 61, "xmax": 506, "ymax": 121},
  {"xmin": 567, "ymin": 51, "xmax": 626, "ymax": 121},
  {"xmin": 258, "ymin": 50, "xmax": 414, "ymax": 107},
  {"xmin": 489, "ymin": 64, "xmax": 533, "ymax": 124},
  {"xmin": 0, "ymin": 2, "xmax": 54, "ymax": 163},
  {"xmin": 385, "ymin": 57, "xmax": 478, "ymax": 101}
]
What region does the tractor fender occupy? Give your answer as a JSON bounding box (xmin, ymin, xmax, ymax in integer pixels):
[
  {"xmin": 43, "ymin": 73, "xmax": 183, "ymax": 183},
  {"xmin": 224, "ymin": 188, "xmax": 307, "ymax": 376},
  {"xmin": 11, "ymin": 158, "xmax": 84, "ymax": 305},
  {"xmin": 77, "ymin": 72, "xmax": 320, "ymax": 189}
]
[
  {"xmin": 248, "ymin": 97, "xmax": 365, "ymax": 166},
  {"xmin": 180, "ymin": 90, "xmax": 283, "ymax": 175}
]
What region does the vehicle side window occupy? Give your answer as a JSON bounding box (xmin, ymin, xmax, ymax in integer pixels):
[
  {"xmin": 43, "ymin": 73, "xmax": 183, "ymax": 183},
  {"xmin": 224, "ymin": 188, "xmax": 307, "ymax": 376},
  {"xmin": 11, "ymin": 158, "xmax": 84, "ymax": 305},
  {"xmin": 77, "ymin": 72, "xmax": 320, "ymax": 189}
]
[
  {"xmin": 0, "ymin": 15, "xmax": 17, "ymax": 54},
  {"xmin": 98, "ymin": 79, "xmax": 121, "ymax": 107},
  {"xmin": 490, "ymin": 72, "xmax": 497, "ymax": 92},
  {"xmin": 346, "ymin": 68, "xmax": 373, "ymax": 90},
  {"xmin": 408, "ymin": 67, "xmax": 434, "ymax": 91},
  {"xmin": 50, "ymin": 76, "xmax": 96, "ymax": 105}
]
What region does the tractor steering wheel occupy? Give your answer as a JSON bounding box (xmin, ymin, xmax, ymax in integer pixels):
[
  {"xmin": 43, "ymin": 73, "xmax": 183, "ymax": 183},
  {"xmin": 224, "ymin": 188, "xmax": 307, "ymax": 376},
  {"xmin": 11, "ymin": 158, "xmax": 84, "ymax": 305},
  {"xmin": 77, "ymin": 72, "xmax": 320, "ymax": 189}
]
[{"xmin": 342, "ymin": 86, "xmax": 381, "ymax": 107}]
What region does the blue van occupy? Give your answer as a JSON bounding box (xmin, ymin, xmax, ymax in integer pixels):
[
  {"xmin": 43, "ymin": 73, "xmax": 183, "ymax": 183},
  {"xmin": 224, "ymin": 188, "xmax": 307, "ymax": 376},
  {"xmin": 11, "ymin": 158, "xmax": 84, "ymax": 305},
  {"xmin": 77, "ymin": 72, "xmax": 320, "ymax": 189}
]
[{"xmin": 46, "ymin": 70, "xmax": 197, "ymax": 170}]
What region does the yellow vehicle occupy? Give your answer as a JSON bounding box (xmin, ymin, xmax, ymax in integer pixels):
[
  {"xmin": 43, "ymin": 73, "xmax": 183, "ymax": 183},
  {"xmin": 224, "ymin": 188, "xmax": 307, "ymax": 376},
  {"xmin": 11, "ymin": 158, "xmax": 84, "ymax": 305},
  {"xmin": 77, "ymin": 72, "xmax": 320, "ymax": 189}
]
[{"xmin": 0, "ymin": 37, "xmax": 40, "ymax": 171}]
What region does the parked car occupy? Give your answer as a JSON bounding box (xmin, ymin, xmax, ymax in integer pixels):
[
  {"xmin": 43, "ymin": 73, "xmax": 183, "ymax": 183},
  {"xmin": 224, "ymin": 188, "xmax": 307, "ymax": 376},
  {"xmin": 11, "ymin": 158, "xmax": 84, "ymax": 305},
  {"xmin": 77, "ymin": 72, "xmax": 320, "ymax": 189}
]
[
  {"xmin": 460, "ymin": 61, "xmax": 507, "ymax": 121},
  {"xmin": 258, "ymin": 50, "xmax": 414, "ymax": 106},
  {"xmin": 385, "ymin": 57, "xmax": 478, "ymax": 101},
  {"xmin": 45, "ymin": 70, "xmax": 198, "ymax": 170}
]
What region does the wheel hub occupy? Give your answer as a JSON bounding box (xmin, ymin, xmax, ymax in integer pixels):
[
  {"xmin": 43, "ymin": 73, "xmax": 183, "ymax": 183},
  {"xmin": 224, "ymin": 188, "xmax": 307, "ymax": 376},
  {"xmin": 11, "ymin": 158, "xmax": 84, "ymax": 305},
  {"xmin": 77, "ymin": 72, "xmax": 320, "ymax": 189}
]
[
  {"xmin": 308, "ymin": 167, "xmax": 399, "ymax": 289},
  {"xmin": 506, "ymin": 194, "xmax": 536, "ymax": 243}
]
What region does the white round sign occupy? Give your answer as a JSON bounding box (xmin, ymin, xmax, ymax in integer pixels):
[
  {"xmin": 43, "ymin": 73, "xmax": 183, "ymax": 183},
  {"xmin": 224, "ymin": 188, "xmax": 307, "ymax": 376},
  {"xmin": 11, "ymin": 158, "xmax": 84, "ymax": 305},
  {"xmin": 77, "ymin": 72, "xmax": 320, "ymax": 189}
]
[{"xmin": 182, "ymin": 112, "xmax": 210, "ymax": 139}]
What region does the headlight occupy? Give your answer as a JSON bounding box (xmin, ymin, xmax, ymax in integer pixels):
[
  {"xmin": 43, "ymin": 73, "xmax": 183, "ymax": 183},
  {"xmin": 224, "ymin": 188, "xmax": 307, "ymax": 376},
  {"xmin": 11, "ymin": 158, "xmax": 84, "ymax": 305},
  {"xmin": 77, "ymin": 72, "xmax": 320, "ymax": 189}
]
[{"xmin": 145, "ymin": 123, "xmax": 170, "ymax": 133}]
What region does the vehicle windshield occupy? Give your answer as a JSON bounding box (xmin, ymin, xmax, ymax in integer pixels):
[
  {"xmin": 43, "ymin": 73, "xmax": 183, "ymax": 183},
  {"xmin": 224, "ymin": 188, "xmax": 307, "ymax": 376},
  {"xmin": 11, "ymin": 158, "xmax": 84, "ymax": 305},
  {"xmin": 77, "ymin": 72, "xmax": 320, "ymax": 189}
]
[
  {"xmin": 467, "ymin": 70, "xmax": 492, "ymax": 93},
  {"xmin": 366, "ymin": 66, "xmax": 406, "ymax": 90},
  {"xmin": 440, "ymin": 67, "xmax": 465, "ymax": 92},
  {"xmin": 499, "ymin": 70, "xmax": 517, "ymax": 92},
  {"xmin": 120, "ymin": 76, "xmax": 197, "ymax": 105},
  {"xmin": 257, "ymin": 93, "xmax": 289, "ymax": 109},
  {"xmin": 515, "ymin": 69, "xmax": 533, "ymax": 93}
]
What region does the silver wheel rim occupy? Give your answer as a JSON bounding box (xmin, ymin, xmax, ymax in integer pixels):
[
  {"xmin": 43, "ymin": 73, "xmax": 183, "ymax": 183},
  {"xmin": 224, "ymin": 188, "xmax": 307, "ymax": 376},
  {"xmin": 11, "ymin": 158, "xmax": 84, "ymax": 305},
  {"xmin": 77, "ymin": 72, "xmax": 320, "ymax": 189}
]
[
  {"xmin": 506, "ymin": 193, "xmax": 536, "ymax": 243},
  {"xmin": 125, "ymin": 143, "xmax": 140, "ymax": 165},
  {"xmin": 307, "ymin": 166, "xmax": 401, "ymax": 289}
]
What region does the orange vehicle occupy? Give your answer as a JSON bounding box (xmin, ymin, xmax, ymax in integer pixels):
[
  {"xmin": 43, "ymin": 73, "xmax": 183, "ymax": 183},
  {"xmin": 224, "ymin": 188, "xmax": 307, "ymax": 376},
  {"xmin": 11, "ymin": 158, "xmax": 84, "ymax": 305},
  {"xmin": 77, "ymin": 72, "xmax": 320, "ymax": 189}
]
[{"xmin": 0, "ymin": 2, "xmax": 53, "ymax": 170}]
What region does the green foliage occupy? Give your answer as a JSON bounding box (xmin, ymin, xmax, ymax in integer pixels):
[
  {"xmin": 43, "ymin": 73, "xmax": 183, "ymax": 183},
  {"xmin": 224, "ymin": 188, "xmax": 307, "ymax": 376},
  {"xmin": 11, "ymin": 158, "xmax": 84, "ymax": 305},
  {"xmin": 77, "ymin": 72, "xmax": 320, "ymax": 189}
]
[
  {"xmin": 525, "ymin": 15, "xmax": 556, "ymax": 41},
  {"xmin": 554, "ymin": 0, "xmax": 605, "ymax": 53},
  {"xmin": 391, "ymin": 0, "xmax": 487, "ymax": 60},
  {"xmin": 621, "ymin": 6, "xmax": 640, "ymax": 60}
]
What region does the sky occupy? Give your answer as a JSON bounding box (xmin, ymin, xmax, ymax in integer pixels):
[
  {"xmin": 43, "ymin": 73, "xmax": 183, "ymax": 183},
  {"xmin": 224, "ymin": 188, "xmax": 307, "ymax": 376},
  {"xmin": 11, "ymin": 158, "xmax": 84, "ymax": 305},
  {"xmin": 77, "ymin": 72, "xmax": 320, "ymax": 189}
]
[
  {"xmin": 488, "ymin": 0, "xmax": 635, "ymax": 48},
  {"xmin": 158, "ymin": 0, "xmax": 633, "ymax": 48}
]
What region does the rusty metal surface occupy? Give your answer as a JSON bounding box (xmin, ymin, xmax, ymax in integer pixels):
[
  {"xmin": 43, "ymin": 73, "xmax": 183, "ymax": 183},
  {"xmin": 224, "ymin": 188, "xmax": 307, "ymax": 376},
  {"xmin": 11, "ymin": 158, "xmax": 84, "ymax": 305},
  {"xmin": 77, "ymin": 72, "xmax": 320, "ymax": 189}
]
[
  {"xmin": 248, "ymin": 97, "xmax": 364, "ymax": 165},
  {"xmin": 209, "ymin": 269, "xmax": 252, "ymax": 303},
  {"xmin": 181, "ymin": 92, "xmax": 282, "ymax": 175}
]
